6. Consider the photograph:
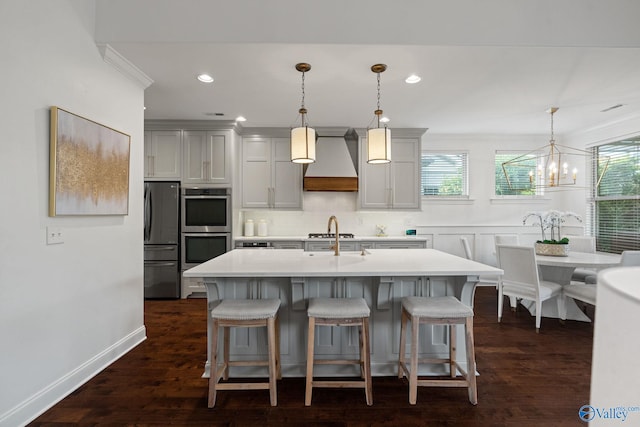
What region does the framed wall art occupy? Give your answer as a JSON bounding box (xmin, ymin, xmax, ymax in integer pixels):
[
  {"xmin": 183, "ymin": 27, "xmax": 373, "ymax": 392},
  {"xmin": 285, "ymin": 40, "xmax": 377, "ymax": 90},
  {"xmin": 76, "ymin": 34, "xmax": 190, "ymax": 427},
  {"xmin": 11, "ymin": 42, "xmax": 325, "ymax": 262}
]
[{"xmin": 49, "ymin": 107, "xmax": 131, "ymax": 216}]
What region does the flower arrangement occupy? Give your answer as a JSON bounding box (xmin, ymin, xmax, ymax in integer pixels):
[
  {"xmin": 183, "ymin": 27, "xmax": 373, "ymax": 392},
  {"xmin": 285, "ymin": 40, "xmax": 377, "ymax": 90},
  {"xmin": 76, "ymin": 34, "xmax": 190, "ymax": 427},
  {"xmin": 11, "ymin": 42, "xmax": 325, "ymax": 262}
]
[{"xmin": 522, "ymin": 210, "xmax": 583, "ymax": 244}]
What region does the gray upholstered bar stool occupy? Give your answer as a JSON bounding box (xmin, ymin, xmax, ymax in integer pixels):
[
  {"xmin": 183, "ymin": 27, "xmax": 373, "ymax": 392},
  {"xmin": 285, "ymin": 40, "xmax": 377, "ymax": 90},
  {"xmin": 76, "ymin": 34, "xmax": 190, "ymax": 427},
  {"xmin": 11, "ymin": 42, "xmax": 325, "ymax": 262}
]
[
  {"xmin": 398, "ymin": 296, "xmax": 477, "ymax": 405},
  {"xmin": 208, "ymin": 298, "xmax": 281, "ymax": 408},
  {"xmin": 305, "ymin": 297, "xmax": 373, "ymax": 406}
]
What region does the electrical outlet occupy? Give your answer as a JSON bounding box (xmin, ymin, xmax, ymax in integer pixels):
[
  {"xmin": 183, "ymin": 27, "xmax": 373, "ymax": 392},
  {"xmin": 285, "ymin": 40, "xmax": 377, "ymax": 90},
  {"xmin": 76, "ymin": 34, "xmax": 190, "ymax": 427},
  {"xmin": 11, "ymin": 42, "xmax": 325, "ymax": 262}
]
[{"xmin": 46, "ymin": 227, "xmax": 64, "ymax": 245}]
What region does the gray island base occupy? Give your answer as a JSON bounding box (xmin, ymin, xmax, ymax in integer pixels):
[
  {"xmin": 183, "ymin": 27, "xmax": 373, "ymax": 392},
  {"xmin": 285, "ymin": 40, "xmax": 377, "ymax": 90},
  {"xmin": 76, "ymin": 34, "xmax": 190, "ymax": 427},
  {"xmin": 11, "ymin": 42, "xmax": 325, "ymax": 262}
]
[{"xmin": 183, "ymin": 248, "xmax": 503, "ymax": 378}]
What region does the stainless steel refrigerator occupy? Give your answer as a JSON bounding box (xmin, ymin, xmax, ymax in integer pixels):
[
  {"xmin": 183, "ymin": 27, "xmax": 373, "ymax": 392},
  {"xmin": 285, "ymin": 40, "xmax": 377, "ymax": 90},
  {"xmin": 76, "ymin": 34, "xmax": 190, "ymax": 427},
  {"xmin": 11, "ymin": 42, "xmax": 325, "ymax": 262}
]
[{"xmin": 144, "ymin": 181, "xmax": 180, "ymax": 299}]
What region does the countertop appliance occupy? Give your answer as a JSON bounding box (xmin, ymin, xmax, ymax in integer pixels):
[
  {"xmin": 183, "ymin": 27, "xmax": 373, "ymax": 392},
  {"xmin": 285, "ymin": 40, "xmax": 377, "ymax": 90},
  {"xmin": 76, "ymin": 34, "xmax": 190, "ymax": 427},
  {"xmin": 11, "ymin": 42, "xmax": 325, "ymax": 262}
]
[{"xmin": 144, "ymin": 181, "xmax": 180, "ymax": 299}]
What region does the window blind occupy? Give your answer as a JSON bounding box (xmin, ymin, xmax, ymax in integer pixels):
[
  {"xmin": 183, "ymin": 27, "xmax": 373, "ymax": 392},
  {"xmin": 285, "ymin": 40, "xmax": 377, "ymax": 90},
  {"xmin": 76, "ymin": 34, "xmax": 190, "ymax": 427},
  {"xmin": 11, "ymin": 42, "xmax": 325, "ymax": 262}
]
[
  {"xmin": 495, "ymin": 152, "xmax": 538, "ymax": 196},
  {"xmin": 421, "ymin": 153, "xmax": 467, "ymax": 196},
  {"xmin": 591, "ymin": 140, "xmax": 640, "ymax": 253}
]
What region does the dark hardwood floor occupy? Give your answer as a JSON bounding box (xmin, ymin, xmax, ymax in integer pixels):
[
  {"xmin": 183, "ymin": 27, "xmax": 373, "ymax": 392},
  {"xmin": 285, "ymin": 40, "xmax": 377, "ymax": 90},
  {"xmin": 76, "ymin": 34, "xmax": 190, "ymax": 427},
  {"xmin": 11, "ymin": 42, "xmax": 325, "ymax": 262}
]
[{"xmin": 30, "ymin": 287, "xmax": 593, "ymax": 426}]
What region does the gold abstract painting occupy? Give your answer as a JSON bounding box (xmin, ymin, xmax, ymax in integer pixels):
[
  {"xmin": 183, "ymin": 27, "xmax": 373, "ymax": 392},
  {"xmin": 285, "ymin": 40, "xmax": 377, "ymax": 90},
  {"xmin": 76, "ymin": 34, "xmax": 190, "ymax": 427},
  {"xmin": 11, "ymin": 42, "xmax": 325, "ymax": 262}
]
[{"xmin": 49, "ymin": 107, "xmax": 130, "ymax": 216}]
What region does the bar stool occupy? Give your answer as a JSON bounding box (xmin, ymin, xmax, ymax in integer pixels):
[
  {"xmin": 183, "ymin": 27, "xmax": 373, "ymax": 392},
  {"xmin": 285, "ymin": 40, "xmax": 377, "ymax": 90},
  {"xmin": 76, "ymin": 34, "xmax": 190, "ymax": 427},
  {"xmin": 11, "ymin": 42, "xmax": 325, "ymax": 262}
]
[
  {"xmin": 208, "ymin": 298, "xmax": 281, "ymax": 408},
  {"xmin": 305, "ymin": 297, "xmax": 373, "ymax": 406},
  {"xmin": 398, "ymin": 296, "xmax": 477, "ymax": 405}
]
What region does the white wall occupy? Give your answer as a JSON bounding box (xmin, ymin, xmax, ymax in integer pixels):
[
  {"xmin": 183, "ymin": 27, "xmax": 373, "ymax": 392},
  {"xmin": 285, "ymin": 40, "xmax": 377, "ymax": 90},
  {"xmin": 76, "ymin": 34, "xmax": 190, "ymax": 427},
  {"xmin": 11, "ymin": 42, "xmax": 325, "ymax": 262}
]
[{"xmin": 0, "ymin": 2, "xmax": 145, "ymax": 425}]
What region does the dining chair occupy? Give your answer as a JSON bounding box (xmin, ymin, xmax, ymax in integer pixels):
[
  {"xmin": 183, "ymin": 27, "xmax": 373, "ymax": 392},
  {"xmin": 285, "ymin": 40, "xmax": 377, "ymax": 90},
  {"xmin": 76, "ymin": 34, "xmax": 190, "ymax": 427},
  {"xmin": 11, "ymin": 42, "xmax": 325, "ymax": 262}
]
[
  {"xmin": 569, "ymin": 236, "xmax": 597, "ymax": 282},
  {"xmin": 560, "ymin": 284, "xmax": 597, "ymax": 321},
  {"xmin": 496, "ymin": 244, "xmax": 563, "ymax": 333},
  {"xmin": 494, "ymin": 235, "xmax": 520, "ymax": 310},
  {"xmin": 460, "ymin": 237, "xmax": 498, "ymax": 307},
  {"xmin": 585, "ymin": 250, "xmax": 640, "ymax": 284}
]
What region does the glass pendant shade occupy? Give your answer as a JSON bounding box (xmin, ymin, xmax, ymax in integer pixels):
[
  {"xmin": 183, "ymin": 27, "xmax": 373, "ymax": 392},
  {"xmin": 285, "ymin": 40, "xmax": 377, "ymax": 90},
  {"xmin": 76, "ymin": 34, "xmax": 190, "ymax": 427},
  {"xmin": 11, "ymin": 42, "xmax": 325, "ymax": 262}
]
[
  {"xmin": 367, "ymin": 127, "xmax": 391, "ymax": 164},
  {"xmin": 291, "ymin": 125, "xmax": 316, "ymax": 164}
]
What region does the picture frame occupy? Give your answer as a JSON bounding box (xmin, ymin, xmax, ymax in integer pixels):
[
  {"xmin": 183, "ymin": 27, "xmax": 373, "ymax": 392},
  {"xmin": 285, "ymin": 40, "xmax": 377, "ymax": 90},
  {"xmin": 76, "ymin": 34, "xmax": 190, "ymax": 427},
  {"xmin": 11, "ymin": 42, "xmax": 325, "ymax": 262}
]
[{"xmin": 49, "ymin": 107, "xmax": 131, "ymax": 216}]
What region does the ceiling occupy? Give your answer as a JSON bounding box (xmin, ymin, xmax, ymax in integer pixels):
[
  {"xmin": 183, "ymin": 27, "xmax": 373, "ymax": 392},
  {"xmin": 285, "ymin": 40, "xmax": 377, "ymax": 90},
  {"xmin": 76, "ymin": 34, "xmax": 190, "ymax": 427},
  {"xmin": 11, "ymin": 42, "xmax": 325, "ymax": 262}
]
[{"xmin": 94, "ymin": 0, "xmax": 640, "ymax": 136}]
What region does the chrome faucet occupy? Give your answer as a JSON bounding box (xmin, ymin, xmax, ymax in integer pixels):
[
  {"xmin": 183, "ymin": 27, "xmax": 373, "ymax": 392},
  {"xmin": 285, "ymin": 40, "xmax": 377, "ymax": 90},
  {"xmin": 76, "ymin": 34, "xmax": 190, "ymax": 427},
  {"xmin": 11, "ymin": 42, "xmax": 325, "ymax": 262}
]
[{"xmin": 327, "ymin": 215, "xmax": 340, "ymax": 256}]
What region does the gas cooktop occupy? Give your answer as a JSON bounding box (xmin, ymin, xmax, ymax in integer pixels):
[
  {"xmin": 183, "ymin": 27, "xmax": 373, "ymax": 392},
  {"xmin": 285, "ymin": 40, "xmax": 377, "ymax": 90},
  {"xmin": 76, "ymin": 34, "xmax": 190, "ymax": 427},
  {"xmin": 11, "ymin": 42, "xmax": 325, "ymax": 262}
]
[{"xmin": 308, "ymin": 233, "xmax": 355, "ymax": 239}]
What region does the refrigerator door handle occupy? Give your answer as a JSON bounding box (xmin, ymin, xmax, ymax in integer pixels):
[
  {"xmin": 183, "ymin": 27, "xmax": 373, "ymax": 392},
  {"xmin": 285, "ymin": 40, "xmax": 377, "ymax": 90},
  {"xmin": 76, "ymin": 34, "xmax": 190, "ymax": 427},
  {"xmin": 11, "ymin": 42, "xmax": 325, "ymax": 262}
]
[
  {"xmin": 144, "ymin": 261, "xmax": 178, "ymax": 267},
  {"xmin": 144, "ymin": 183, "xmax": 152, "ymax": 241},
  {"xmin": 145, "ymin": 246, "xmax": 176, "ymax": 251}
]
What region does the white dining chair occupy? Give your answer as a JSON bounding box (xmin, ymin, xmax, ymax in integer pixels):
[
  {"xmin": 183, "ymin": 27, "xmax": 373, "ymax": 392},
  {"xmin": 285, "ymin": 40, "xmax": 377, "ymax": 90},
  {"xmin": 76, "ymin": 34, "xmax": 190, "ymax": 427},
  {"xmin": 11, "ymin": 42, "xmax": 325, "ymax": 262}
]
[
  {"xmin": 569, "ymin": 236, "xmax": 596, "ymax": 282},
  {"xmin": 460, "ymin": 237, "xmax": 498, "ymax": 307},
  {"xmin": 496, "ymin": 244, "xmax": 563, "ymax": 333},
  {"xmin": 560, "ymin": 284, "xmax": 597, "ymax": 321},
  {"xmin": 585, "ymin": 250, "xmax": 640, "ymax": 284},
  {"xmin": 494, "ymin": 235, "xmax": 520, "ymax": 310}
]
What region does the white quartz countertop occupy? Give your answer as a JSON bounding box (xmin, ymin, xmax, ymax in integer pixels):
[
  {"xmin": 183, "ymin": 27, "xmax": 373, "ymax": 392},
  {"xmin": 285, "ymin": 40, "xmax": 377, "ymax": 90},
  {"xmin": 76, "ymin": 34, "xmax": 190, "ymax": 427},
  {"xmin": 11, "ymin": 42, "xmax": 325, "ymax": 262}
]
[
  {"xmin": 234, "ymin": 235, "xmax": 429, "ymax": 242},
  {"xmin": 183, "ymin": 248, "xmax": 502, "ymax": 278}
]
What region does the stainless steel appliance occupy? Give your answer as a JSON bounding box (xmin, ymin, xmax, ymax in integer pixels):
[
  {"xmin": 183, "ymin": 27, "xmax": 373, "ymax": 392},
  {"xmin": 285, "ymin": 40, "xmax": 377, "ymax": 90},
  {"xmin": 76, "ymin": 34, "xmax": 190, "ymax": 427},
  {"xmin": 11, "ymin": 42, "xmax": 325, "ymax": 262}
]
[
  {"xmin": 181, "ymin": 187, "xmax": 231, "ymax": 233},
  {"xmin": 181, "ymin": 187, "xmax": 232, "ymax": 270},
  {"xmin": 144, "ymin": 181, "xmax": 180, "ymax": 299}
]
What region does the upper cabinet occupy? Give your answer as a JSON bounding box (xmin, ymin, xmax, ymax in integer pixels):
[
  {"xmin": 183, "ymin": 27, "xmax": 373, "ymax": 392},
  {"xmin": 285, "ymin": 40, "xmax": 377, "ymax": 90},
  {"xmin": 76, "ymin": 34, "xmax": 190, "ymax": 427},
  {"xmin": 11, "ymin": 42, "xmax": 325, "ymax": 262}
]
[
  {"xmin": 359, "ymin": 129, "xmax": 426, "ymax": 210},
  {"xmin": 242, "ymin": 137, "xmax": 302, "ymax": 209},
  {"xmin": 182, "ymin": 130, "xmax": 232, "ymax": 185},
  {"xmin": 144, "ymin": 130, "xmax": 182, "ymax": 179}
]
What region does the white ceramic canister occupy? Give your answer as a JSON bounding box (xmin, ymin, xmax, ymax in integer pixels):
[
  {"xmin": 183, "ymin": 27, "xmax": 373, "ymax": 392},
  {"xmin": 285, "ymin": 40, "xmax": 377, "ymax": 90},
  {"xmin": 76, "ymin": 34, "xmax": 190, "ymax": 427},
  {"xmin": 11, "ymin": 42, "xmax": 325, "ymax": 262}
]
[
  {"xmin": 244, "ymin": 219, "xmax": 254, "ymax": 236},
  {"xmin": 258, "ymin": 219, "xmax": 268, "ymax": 237}
]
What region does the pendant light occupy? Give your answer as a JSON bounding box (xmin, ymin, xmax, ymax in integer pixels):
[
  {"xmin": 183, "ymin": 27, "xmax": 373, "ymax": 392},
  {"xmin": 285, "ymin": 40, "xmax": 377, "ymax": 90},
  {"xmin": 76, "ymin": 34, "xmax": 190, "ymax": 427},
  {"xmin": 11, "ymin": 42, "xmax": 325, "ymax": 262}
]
[
  {"xmin": 290, "ymin": 63, "xmax": 316, "ymax": 164},
  {"xmin": 501, "ymin": 107, "xmax": 610, "ymax": 191},
  {"xmin": 367, "ymin": 64, "xmax": 391, "ymax": 164}
]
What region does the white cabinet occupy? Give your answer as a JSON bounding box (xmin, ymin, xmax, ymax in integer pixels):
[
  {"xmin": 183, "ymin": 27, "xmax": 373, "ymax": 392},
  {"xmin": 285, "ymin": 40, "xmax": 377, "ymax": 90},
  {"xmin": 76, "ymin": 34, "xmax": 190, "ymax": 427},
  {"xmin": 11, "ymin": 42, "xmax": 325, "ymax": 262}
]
[
  {"xmin": 242, "ymin": 137, "xmax": 302, "ymax": 209},
  {"xmin": 304, "ymin": 241, "xmax": 358, "ymax": 252},
  {"xmin": 182, "ymin": 130, "xmax": 232, "ymax": 185},
  {"xmin": 359, "ymin": 133, "xmax": 423, "ymax": 210},
  {"xmin": 144, "ymin": 130, "xmax": 182, "ymax": 179}
]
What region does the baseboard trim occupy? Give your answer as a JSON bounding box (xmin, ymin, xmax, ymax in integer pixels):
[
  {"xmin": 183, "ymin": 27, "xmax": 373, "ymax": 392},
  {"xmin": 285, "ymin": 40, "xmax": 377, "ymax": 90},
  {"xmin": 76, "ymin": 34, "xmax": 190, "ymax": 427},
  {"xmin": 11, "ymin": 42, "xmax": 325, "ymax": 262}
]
[{"xmin": 0, "ymin": 326, "xmax": 146, "ymax": 427}]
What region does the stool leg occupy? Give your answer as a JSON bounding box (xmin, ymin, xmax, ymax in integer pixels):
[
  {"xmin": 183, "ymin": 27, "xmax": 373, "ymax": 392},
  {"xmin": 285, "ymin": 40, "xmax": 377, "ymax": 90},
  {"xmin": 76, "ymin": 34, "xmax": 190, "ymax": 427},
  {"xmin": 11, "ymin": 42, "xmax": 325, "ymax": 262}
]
[
  {"xmin": 398, "ymin": 308, "xmax": 408, "ymax": 379},
  {"xmin": 267, "ymin": 316, "xmax": 278, "ymax": 406},
  {"xmin": 362, "ymin": 317, "xmax": 373, "ymax": 406},
  {"xmin": 275, "ymin": 314, "xmax": 282, "ymax": 380},
  {"xmin": 305, "ymin": 316, "xmax": 316, "ymax": 406},
  {"xmin": 409, "ymin": 314, "xmax": 419, "ymax": 405},
  {"xmin": 449, "ymin": 324, "xmax": 457, "ymax": 378},
  {"xmin": 222, "ymin": 326, "xmax": 230, "ymax": 380},
  {"xmin": 465, "ymin": 317, "xmax": 478, "ymax": 405},
  {"xmin": 208, "ymin": 319, "xmax": 220, "ymax": 408}
]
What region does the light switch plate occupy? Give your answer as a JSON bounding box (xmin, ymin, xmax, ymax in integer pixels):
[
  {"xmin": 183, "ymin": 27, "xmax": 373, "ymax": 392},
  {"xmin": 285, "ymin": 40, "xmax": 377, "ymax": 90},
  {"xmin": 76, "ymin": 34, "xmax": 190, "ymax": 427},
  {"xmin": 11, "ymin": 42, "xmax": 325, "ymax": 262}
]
[{"xmin": 46, "ymin": 227, "xmax": 64, "ymax": 245}]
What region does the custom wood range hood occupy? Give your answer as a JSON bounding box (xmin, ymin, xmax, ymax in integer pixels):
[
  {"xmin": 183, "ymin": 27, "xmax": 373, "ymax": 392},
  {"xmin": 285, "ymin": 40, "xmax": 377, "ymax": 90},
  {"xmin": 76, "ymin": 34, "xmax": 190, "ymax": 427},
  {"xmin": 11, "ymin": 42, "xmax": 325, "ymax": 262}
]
[{"xmin": 303, "ymin": 128, "xmax": 359, "ymax": 192}]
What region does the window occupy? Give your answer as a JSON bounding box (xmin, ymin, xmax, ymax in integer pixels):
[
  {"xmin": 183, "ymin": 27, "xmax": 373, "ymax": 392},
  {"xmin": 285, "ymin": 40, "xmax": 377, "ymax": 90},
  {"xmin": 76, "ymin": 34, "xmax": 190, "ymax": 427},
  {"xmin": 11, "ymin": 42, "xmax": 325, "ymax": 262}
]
[
  {"xmin": 495, "ymin": 152, "xmax": 538, "ymax": 196},
  {"xmin": 421, "ymin": 152, "xmax": 468, "ymax": 196},
  {"xmin": 590, "ymin": 139, "xmax": 640, "ymax": 253}
]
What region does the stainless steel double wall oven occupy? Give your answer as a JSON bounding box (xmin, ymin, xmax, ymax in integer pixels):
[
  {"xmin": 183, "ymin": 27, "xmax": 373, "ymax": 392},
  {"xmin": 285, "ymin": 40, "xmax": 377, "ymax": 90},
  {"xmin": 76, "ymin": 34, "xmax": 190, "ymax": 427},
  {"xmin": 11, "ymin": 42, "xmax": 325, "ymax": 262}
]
[{"xmin": 181, "ymin": 186, "xmax": 232, "ymax": 270}]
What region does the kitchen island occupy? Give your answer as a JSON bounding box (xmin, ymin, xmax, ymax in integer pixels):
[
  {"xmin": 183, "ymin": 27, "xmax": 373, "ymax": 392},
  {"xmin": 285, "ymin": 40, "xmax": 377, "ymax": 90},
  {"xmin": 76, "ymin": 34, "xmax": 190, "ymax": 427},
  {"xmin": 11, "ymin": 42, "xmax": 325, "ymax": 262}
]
[{"xmin": 184, "ymin": 248, "xmax": 503, "ymax": 377}]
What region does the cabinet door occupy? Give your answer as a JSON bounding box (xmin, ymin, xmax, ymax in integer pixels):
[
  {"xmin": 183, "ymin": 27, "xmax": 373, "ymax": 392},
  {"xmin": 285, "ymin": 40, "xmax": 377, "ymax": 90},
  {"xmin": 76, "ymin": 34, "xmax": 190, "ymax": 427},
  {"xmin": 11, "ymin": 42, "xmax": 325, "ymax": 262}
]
[
  {"xmin": 145, "ymin": 130, "xmax": 181, "ymax": 179},
  {"xmin": 272, "ymin": 138, "xmax": 302, "ymax": 209},
  {"xmin": 360, "ymin": 160, "xmax": 391, "ymax": 209},
  {"xmin": 182, "ymin": 131, "xmax": 208, "ymax": 183},
  {"xmin": 390, "ymin": 138, "xmax": 421, "ymax": 209},
  {"xmin": 242, "ymin": 138, "xmax": 271, "ymax": 208},
  {"xmin": 204, "ymin": 131, "xmax": 231, "ymax": 184}
]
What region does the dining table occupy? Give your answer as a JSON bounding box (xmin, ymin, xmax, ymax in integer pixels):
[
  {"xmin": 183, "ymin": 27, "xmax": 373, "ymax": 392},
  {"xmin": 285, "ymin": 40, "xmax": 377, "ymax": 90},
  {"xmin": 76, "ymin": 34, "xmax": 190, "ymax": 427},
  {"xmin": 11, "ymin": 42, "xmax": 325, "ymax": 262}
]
[{"xmin": 524, "ymin": 251, "xmax": 621, "ymax": 321}]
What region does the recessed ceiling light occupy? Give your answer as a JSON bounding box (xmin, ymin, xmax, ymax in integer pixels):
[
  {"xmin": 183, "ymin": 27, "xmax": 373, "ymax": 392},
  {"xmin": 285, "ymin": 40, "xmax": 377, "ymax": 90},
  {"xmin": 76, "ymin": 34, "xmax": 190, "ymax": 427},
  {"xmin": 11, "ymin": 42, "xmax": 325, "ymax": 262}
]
[
  {"xmin": 235, "ymin": 116, "xmax": 247, "ymax": 122},
  {"xmin": 380, "ymin": 117, "xmax": 390, "ymax": 123},
  {"xmin": 405, "ymin": 74, "xmax": 421, "ymax": 84},
  {"xmin": 197, "ymin": 74, "xmax": 214, "ymax": 83}
]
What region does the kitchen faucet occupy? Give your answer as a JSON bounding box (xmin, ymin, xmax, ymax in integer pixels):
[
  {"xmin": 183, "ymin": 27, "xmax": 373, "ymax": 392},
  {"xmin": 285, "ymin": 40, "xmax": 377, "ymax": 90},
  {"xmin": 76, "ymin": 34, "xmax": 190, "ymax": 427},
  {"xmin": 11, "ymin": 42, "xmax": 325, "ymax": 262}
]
[{"xmin": 327, "ymin": 215, "xmax": 340, "ymax": 256}]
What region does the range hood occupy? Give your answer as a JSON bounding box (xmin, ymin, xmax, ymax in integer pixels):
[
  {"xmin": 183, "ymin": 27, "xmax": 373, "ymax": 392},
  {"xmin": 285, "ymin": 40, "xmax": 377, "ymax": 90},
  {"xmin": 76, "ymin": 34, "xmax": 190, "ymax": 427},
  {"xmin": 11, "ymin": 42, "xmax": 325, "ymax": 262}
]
[{"xmin": 303, "ymin": 128, "xmax": 359, "ymax": 192}]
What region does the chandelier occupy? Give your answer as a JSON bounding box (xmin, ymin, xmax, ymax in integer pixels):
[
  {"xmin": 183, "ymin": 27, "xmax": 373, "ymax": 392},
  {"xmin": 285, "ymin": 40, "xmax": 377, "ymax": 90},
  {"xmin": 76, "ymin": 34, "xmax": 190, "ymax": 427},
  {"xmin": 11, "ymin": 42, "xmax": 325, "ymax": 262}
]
[
  {"xmin": 290, "ymin": 63, "xmax": 316, "ymax": 164},
  {"xmin": 366, "ymin": 64, "xmax": 391, "ymax": 164},
  {"xmin": 502, "ymin": 107, "xmax": 609, "ymax": 191}
]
